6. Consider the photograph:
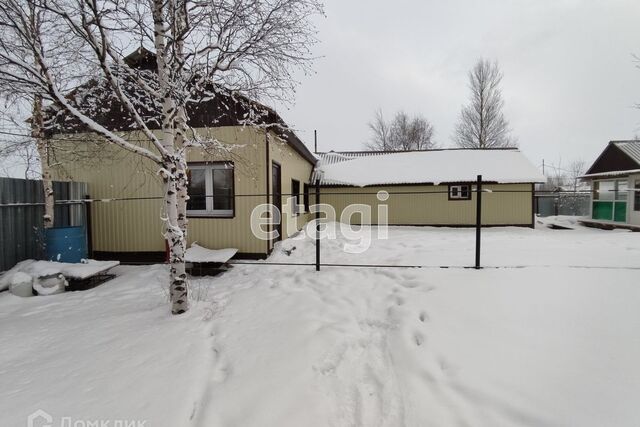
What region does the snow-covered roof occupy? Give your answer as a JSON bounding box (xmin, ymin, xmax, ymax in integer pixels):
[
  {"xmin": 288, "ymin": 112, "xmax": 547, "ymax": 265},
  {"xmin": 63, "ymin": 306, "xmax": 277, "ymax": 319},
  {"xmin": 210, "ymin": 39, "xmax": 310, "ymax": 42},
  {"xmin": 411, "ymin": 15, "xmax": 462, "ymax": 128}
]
[{"xmin": 313, "ymin": 149, "xmax": 545, "ymax": 186}]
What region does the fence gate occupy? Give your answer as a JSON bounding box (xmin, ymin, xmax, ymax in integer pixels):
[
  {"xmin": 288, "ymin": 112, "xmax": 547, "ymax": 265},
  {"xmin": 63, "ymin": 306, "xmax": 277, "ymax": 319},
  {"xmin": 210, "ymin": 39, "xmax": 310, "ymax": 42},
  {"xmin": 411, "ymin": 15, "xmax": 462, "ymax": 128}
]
[{"xmin": 0, "ymin": 177, "xmax": 89, "ymax": 272}]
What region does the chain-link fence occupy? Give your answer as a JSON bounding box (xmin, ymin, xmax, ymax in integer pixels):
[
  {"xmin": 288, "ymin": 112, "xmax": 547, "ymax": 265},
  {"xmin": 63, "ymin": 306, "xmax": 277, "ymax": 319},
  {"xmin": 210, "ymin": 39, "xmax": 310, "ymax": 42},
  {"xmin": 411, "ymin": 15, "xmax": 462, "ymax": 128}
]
[{"xmin": 11, "ymin": 176, "xmax": 637, "ymax": 273}]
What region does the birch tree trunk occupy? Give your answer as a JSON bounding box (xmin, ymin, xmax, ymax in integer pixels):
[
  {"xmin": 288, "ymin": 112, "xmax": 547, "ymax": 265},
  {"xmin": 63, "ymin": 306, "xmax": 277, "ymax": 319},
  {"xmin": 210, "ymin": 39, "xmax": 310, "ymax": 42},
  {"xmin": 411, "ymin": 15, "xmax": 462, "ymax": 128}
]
[
  {"xmin": 32, "ymin": 94, "xmax": 54, "ymax": 228},
  {"xmin": 174, "ymin": 0, "xmax": 189, "ymax": 237},
  {"xmin": 175, "ymin": 112, "xmax": 189, "ymax": 235},
  {"xmin": 153, "ymin": 0, "xmax": 188, "ymax": 314}
]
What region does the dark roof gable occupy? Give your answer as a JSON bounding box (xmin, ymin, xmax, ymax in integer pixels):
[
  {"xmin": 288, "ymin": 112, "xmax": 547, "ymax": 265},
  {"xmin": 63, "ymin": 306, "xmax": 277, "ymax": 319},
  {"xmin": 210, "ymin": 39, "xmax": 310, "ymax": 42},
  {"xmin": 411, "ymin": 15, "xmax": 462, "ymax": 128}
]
[{"xmin": 585, "ymin": 141, "xmax": 640, "ymax": 175}]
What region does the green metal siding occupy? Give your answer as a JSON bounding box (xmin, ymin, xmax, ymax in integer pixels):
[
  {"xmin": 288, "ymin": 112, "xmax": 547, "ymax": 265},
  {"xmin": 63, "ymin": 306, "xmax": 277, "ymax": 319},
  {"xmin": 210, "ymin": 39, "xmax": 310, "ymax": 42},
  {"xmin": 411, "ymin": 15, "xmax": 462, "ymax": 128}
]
[
  {"xmin": 592, "ymin": 201, "xmax": 627, "ymax": 222},
  {"xmin": 614, "ymin": 202, "xmax": 627, "ymax": 222},
  {"xmin": 592, "ymin": 201, "xmax": 613, "ymax": 220}
]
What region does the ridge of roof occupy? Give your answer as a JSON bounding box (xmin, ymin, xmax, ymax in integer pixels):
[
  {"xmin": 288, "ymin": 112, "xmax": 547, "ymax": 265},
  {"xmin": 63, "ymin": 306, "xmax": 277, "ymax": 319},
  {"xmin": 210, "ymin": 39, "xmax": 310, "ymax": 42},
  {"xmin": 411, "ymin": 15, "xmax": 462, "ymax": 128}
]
[{"xmin": 318, "ymin": 147, "xmax": 519, "ymax": 155}]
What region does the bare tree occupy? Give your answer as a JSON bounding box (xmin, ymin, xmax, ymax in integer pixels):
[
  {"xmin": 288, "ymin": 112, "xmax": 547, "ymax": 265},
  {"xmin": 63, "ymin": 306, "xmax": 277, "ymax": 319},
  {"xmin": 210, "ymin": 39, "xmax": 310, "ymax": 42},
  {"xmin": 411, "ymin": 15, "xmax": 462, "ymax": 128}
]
[
  {"xmin": 407, "ymin": 115, "xmax": 435, "ymax": 150},
  {"xmin": 567, "ymin": 159, "xmax": 587, "ymax": 192},
  {"xmin": 366, "ymin": 109, "xmax": 390, "ymax": 150},
  {"xmin": 0, "ymin": 0, "xmax": 322, "ymax": 314},
  {"xmin": 366, "ymin": 110, "xmax": 436, "ymax": 151},
  {"xmin": 454, "ymin": 59, "xmax": 515, "ymax": 149}
]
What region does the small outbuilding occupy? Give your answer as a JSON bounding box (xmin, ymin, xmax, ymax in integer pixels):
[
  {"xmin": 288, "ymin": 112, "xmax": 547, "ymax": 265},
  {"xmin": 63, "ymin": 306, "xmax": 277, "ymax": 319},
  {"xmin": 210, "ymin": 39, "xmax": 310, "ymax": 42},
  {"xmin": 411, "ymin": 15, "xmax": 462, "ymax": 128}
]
[
  {"xmin": 580, "ymin": 140, "xmax": 640, "ymax": 229},
  {"xmin": 314, "ymin": 148, "xmax": 545, "ymax": 227}
]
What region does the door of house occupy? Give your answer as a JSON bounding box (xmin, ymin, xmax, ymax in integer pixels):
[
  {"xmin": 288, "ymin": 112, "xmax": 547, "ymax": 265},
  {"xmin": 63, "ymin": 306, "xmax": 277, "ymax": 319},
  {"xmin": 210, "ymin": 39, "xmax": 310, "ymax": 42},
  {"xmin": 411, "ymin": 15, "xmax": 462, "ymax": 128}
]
[{"xmin": 272, "ymin": 162, "xmax": 282, "ymax": 244}]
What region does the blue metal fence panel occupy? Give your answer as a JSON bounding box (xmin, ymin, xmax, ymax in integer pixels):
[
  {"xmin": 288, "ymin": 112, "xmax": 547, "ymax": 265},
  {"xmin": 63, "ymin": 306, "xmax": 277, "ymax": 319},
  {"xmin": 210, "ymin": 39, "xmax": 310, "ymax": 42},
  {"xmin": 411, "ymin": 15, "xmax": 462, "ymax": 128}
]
[{"xmin": 0, "ymin": 177, "xmax": 88, "ymax": 272}]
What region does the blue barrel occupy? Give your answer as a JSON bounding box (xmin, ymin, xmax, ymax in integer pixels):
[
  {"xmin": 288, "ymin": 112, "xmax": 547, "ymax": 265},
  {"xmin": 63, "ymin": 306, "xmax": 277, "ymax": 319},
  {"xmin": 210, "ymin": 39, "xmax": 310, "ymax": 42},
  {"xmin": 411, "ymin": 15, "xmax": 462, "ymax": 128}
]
[{"xmin": 45, "ymin": 226, "xmax": 88, "ymax": 263}]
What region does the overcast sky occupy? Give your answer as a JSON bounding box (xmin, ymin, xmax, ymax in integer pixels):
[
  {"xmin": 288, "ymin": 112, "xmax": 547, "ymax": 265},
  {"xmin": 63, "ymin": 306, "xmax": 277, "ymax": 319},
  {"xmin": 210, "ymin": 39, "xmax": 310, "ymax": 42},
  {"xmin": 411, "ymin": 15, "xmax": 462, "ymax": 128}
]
[{"xmin": 275, "ymin": 0, "xmax": 640, "ymax": 172}]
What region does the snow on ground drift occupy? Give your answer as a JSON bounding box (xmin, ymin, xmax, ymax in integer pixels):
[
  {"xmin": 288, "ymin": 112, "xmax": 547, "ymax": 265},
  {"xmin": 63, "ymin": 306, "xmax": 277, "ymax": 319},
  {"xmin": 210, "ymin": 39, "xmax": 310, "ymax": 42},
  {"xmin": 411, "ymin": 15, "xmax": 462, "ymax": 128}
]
[{"xmin": 2, "ymin": 218, "xmax": 640, "ymax": 426}]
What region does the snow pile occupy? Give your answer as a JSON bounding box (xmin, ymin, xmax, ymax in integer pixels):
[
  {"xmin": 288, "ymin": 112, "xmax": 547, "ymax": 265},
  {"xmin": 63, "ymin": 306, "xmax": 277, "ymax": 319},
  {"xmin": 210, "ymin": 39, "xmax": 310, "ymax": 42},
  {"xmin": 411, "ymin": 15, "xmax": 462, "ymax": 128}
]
[
  {"xmin": 0, "ymin": 260, "xmax": 120, "ymax": 290},
  {"xmin": 185, "ymin": 243, "xmax": 238, "ymax": 263},
  {"xmin": 8, "ymin": 272, "xmax": 33, "ymax": 297},
  {"xmin": 33, "ymin": 274, "xmax": 68, "ymax": 296},
  {"xmin": 317, "ymin": 149, "xmax": 546, "ymax": 186}
]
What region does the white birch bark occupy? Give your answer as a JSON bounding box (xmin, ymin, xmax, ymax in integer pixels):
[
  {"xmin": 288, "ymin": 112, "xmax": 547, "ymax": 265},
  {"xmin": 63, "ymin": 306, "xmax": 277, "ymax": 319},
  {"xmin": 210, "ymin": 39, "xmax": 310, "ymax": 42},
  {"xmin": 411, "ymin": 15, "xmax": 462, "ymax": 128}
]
[
  {"xmin": 153, "ymin": 0, "xmax": 188, "ymax": 315},
  {"xmin": 32, "ymin": 94, "xmax": 54, "ymax": 228}
]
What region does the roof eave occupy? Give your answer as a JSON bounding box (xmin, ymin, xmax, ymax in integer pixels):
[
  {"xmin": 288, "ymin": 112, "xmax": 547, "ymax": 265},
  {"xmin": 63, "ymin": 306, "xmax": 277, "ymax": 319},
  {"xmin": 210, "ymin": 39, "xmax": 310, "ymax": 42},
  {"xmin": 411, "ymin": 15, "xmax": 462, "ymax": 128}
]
[{"xmin": 580, "ymin": 169, "xmax": 640, "ymax": 179}]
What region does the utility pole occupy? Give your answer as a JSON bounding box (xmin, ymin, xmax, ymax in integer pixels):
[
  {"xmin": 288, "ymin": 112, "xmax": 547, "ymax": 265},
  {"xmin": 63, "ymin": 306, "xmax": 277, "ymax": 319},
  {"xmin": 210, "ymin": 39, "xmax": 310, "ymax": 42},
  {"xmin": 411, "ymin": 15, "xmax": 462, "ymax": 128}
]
[{"xmin": 314, "ymin": 129, "xmax": 318, "ymax": 153}]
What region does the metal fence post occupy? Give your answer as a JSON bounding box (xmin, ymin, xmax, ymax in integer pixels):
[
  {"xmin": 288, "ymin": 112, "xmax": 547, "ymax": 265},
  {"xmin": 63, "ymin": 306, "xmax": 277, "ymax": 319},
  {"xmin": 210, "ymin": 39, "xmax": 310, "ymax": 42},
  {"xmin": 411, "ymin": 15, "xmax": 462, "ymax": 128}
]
[
  {"xmin": 315, "ymin": 179, "xmax": 321, "ymax": 271},
  {"xmin": 84, "ymin": 195, "xmax": 93, "ymax": 259},
  {"xmin": 475, "ymin": 174, "xmax": 482, "ymax": 269}
]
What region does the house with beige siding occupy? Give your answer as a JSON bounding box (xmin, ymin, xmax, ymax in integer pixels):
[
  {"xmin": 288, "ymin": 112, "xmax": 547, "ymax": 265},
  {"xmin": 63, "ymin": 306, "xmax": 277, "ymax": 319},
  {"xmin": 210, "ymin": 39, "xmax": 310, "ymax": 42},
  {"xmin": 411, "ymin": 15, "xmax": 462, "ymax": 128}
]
[
  {"xmin": 41, "ymin": 47, "xmax": 318, "ymax": 262},
  {"xmin": 313, "ymin": 149, "xmax": 545, "ymax": 227},
  {"xmin": 52, "ymin": 124, "xmax": 316, "ymax": 261}
]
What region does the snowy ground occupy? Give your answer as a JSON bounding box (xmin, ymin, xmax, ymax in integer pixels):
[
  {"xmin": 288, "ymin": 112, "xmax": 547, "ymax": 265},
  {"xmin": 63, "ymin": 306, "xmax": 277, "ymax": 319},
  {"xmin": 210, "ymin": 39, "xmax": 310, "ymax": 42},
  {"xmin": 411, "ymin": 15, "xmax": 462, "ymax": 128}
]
[{"xmin": 2, "ymin": 217, "xmax": 640, "ymax": 427}]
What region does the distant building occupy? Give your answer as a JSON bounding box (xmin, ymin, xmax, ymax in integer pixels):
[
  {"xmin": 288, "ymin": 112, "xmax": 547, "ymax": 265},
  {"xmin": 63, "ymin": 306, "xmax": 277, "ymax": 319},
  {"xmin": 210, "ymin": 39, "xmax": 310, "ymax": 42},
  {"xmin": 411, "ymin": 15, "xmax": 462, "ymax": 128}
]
[{"xmin": 580, "ymin": 140, "xmax": 640, "ymax": 229}]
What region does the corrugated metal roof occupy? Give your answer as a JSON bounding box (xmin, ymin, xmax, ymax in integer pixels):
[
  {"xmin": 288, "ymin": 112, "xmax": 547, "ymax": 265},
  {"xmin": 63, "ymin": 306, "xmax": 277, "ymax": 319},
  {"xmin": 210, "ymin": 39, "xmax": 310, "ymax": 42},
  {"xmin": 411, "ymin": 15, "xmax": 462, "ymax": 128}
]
[
  {"xmin": 612, "ymin": 140, "xmax": 640, "ymax": 165},
  {"xmin": 311, "ymin": 148, "xmax": 545, "ymax": 186}
]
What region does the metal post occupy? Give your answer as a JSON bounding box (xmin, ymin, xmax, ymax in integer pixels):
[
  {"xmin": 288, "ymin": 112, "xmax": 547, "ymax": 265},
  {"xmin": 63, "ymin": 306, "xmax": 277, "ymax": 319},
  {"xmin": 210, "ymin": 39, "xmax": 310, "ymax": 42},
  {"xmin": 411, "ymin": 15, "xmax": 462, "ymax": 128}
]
[
  {"xmin": 315, "ymin": 178, "xmax": 320, "ymax": 271},
  {"xmin": 475, "ymin": 175, "xmax": 482, "ymax": 269},
  {"xmin": 84, "ymin": 195, "xmax": 93, "ymax": 259},
  {"xmin": 314, "ymin": 129, "xmax": 318, "ymax": 153}
]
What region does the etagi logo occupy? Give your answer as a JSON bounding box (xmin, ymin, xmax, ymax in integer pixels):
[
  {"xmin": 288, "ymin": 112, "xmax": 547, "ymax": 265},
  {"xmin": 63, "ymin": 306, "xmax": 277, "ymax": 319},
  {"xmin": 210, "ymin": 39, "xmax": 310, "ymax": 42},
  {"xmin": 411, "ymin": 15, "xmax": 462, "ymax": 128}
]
[
  {"xmin": 28, "ymin": 409, "xmax": 53, "ymax": 427},
  {"xmin": 251, "ymin": 191, "xmax": 389, "ymax": 253}
]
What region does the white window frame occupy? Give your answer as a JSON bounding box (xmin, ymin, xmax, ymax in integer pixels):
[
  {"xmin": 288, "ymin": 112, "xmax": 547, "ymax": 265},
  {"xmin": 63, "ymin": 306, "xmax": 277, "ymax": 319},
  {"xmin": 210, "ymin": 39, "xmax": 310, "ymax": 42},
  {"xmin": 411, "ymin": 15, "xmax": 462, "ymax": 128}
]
[
  {"xmin": 449, "ymin": 184, "xmax": 471, "ymax": 200},
  {"xmin": 187, "ymin": 163, "xmax": 234, "ymax": 217}
]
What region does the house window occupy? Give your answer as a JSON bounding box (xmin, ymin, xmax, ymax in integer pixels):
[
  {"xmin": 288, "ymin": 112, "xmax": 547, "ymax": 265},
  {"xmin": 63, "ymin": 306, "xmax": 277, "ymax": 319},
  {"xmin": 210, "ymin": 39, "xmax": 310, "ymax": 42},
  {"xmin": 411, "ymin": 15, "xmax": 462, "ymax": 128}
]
[
  {"xmin": 635, "ymin": 181, "xmax": 640, "ymax": 211},
  {"xmin": 616, "ymin": 180, "xmax": 628, "ymax": 201},
  {"xmin": 448, "ymin": 184, "xmax": 471, "ymax": 200},
  {"xmin": 291, "ymin": 179, "xmax": 300, "ymax": 215},
  {"xmin": 303, "ymin": 183, "xmax": 310, "ymax": 212},
  {"xmin": 186, "ymin": 162, "xmax": 234, "ymax": 217},
  {"xmin": 592, "ymin": 179, "xmax": 628, "ymax": 222},
  {"xmin": 593, "ymin": 180, "xmax": 626, "ymax": 201}
]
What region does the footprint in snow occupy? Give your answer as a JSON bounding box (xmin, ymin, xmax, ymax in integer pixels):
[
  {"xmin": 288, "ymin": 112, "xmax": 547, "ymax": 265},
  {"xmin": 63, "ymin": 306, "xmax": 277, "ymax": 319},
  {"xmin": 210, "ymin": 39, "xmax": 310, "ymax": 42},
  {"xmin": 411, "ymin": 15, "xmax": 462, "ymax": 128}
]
[
  {"xmin": 419, "ymin": 311, "xmax": 429, "ymax": 322},
  {"xmin": 414, "ymin": 331, "xmax": 426, "ymax": 347},
  {"xmin": 400, "ymin": 280, "xmax": 421, "ymax": 288}
]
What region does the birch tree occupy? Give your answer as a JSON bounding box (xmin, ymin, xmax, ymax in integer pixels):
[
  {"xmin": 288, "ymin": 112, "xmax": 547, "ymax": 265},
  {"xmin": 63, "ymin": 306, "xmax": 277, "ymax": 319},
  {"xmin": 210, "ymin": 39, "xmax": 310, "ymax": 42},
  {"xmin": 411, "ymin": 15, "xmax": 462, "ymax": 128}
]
[
  {"xmin": 454, "ymin": 59, "xmax": 515, "ymax": 149},
  {"xmin": 567, "ymin": 159, "xmax": 587, "ymax": 192},
  {"xmin": 0, "ymin": 0, "xmax": 322, "ymax": 314},
  {"xmin": 366, "ymin": 109, "xmax": 391, "ymax": 150}
]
